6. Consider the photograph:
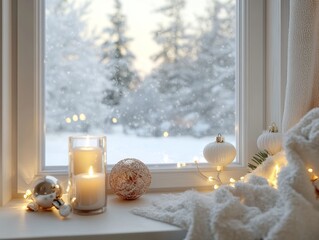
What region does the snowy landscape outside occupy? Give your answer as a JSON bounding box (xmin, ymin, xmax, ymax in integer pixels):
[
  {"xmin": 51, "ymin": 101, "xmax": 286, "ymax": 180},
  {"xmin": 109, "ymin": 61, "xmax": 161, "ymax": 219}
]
[{"xmin": 44, "ymin": 0, "xmax": 236, "ymax": 166}]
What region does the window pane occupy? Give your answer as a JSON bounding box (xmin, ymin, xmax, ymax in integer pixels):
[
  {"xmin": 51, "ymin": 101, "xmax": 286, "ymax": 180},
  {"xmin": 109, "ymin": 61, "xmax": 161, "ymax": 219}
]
[{"xmin": 44, "ymin": 0, "xmax": 236, "ymax": 167}]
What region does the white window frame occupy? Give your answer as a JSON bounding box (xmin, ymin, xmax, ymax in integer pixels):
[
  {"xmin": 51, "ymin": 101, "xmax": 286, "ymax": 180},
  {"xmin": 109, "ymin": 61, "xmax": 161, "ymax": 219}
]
[
  {"xmin": 0, "ymin": 0, "xmax": 16, "ymax": 204},
  {"xmin": 12, "ymin": 0, "xmax": 269, "ymax": 194}
]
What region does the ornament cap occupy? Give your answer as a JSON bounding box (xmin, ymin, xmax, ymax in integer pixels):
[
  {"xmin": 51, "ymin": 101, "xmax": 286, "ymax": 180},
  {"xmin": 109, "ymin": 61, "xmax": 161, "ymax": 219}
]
[
  {"xmin": 268, "ymin": 122, "xmax": 279, "ymax": 133},
  {"xmin": 216, "ymin": 133, "xmax": 224, "ymax": 143}
]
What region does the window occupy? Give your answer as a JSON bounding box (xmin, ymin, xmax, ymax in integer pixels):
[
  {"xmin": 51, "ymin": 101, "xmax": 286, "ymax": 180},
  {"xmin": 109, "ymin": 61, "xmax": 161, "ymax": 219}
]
[
  {"xmin": 44, "ymin": 0, "xmax": 236, "ymax": 167},
  {"xmin": 16, "ymin": 0, "xmax": 266, "ymax": 192}
]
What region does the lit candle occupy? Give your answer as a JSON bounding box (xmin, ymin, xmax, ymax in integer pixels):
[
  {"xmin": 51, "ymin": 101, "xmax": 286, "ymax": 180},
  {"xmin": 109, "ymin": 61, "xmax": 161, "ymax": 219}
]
[
  {"xmin": 69, "ymin": 136, "xmax": 107, "ymax": 214},
  {"xmin": 74, "ymin": 166, "xmax": 105, "ymax": 211},
  {"xmin": 72, "ymin": 147, "xmax": 102, "ymax": 175}
]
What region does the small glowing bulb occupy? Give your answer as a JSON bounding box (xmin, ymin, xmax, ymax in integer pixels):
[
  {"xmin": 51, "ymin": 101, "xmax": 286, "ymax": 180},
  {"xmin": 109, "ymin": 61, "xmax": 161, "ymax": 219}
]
[
  {"xmin": 229, "ymin": 178, "xmax": 236, "ymax": 183},
  {"xmin": 163, "ymin": 131, "xmax": 169, "ymax": 137},
  {"xmin": 216, "ymin": 166, "xmax": 223, "ymax": 172},
  {"xmin": 208, "ymin": 176, "xmax": 214, "ymax": 182},
  {"xmin": 112, "ymin": 117, "xmax": 118, "ymax": 123},
  {"xmin": 72, "ymin": 114, "xmax": 78, "ymax": 122},
  {"xmin": 308, "ymin": 168, "xmax": 313, "ymax": 173},
  {"xmin": 79, "ymin": 113, "xmax": 86, "ymax": 121},
  {"xmin": 65, "ymin": 117, "xmax": 71, "ymax": 123},
  {"xmin": 24, "ymin": 189, "xmax": 32, "ymax": 199},
  {"xmin": 88, "ymin": 166, "xmax": 93, "ymax": 175},
  {"xmin": 214, "ymin": 184, "xmax": 219, "ymax": 190}
]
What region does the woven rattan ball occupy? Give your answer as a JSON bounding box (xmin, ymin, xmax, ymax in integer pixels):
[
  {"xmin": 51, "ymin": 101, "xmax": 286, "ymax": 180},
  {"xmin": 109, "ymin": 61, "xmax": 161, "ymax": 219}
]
[{"xmin": 109, "ymin": 158, "xmax": 151, "ymax": 200}]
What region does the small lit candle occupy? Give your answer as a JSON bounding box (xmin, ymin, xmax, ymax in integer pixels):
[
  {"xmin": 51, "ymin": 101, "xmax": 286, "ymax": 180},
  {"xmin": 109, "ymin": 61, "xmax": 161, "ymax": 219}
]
[{"xmin": 74, "ymin": 166, "xmax": 105, "ymax": 211}]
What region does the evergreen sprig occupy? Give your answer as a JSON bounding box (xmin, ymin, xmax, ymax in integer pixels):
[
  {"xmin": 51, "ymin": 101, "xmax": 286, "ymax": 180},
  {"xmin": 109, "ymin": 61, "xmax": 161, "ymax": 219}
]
[{"xmin": 248, "ymin": 150, "xmax": 269, "ymax": 171}]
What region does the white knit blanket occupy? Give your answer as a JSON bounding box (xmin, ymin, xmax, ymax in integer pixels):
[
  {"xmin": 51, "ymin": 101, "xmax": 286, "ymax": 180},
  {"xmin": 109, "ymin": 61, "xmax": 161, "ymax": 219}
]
[{"xmin": 133, "ymin": 108, "xmax": 319, "ymax": 240}]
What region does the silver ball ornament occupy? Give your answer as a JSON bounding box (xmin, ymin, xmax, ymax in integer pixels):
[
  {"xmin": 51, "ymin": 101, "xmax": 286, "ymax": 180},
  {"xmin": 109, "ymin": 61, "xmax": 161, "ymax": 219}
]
[
  {"xmin": 32, "ymin": 176, "xmax": 62, "ymax": 209},
  {"xmin": 26, "ymin": 176, "xmax": 72, "ymax": 217}
]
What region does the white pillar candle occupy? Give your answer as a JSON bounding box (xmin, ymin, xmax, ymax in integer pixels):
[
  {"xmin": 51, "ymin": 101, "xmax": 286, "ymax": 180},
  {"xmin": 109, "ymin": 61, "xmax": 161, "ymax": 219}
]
[
  {"xmin": 74, "ymin": 167, "xmax": 105, "ymax": 211},
  {"xmin": 72, "ymin": 147, "xmax": 102, "ymax": 175}
]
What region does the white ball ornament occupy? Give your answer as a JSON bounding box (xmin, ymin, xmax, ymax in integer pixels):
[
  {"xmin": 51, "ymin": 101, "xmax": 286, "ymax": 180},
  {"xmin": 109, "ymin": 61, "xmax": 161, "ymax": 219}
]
[
  {"xmin": 203, "ymin": 134, "xmax": 236, "ymax": 167},
  {"xmin": 257, "ymin": 122, "xmax": 282, "ymax": 155}
]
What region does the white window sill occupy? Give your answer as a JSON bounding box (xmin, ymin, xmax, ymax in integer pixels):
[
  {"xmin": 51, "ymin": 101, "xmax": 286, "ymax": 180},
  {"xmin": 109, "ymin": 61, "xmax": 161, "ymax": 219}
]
[{"xmin": 0, "ymin": 193, "xmax": 186, "ymax": 240}]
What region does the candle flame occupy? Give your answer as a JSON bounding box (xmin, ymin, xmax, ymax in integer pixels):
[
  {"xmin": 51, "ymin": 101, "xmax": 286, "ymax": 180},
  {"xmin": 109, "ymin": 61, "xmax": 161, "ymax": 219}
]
[{"xmin": 89, "ymin": 166, "xmax": 93, "ymax": 176}]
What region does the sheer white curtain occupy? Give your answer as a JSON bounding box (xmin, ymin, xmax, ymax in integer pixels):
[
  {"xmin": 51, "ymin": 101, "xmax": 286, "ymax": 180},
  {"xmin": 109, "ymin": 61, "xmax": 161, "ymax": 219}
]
[{"xmin": 282, "ymin": 0, "xmax": 319, "ymax": 132}]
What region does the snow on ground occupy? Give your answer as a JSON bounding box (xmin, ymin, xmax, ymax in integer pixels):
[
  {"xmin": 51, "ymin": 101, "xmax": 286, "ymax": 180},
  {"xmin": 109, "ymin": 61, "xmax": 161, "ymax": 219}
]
[{"xmin": 45, "ymin": 133, "xmax": 235, "ymax": 166}]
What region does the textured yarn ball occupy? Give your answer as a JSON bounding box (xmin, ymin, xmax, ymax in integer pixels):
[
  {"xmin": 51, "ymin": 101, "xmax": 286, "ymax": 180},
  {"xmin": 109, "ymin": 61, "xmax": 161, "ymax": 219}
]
[{"xmin": 110, "ymin": 158, "xmax": 151, "ymax": 200}]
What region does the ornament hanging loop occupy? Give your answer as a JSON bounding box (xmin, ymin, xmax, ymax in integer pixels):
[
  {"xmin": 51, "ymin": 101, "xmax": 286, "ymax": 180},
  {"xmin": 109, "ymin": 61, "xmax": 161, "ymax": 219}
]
[
  {"xmin": 268, "ymin": 122, "xmax": 278, "ymax": 133},
  {"xmin": 216, "ymin": 133, "xmax": 224, "ymax": 143}
]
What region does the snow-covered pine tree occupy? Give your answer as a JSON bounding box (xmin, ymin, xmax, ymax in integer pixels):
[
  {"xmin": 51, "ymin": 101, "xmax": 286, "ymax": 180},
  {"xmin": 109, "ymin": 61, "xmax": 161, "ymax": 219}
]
[
  {"xmin": 45, "ymin": 0, "xmax": 107, "ymax": 133},
  {"xmin": 100, "ymin": 0, "xmax": 139, "ymax": 108},
  {"xmin": 116, "ymin": 77, "xmax": 165, "ymax": 136},
  {"xmin": 152, "ymin": 0, "xmax": 192, "ymax": 91},
  {"xmin": 190, "ymin": 0, "xmax": 236, "ymax": 137},
  {"xmin": 147, "ymin": 0, "xmax": 197, "ymax": 136},
  {"xmin": 153, "ymin": 0, "xmax": 193, "ymax": 62}
]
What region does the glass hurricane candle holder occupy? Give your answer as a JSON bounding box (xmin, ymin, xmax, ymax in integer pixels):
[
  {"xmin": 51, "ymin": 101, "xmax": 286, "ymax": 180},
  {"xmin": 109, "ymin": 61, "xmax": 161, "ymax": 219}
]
[{"xmin": 69, "ymin": 136, "xmax": 107, "ymax": 215}]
